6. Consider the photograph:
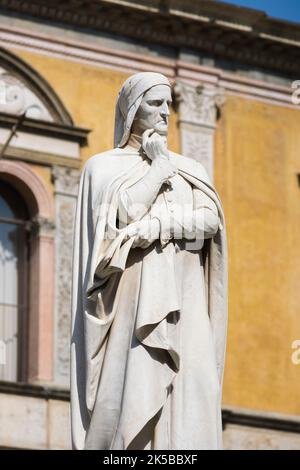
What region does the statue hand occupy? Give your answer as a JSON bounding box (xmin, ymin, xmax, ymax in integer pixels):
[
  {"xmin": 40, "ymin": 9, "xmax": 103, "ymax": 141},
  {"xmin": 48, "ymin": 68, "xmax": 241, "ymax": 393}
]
[
  {"xmin": 142, "ymin": 129, "xmax": 169, "ymax": 161},
  {"xmin": 132, "ymin": 217, "xmax": 160, "ymax": 249}
]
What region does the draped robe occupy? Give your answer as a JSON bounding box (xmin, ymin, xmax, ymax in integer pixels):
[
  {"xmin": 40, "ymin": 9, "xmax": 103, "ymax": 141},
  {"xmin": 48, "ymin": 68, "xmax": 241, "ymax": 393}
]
[{"xmin": 71, "ymin": 146, "xmax": 228, "ymax": 450}]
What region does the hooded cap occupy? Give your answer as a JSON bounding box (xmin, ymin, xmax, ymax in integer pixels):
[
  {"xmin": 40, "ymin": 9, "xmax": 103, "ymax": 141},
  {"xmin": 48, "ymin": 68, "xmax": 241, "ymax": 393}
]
[{"xmin": 114, "ymin": 72, "xmax": 171, "ymax": 148}]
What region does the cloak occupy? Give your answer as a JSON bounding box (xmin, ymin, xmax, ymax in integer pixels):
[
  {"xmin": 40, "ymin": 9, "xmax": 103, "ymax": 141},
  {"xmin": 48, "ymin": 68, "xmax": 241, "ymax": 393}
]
[{"xmin": 71, "ymin": 147, "xmax": 227, "ymax": 449}]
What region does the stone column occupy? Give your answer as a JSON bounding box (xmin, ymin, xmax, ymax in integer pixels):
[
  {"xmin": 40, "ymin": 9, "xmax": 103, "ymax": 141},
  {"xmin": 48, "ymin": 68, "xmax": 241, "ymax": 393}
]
[
  {"xmin": 51, "ymin": 166, "xmax": 80, "ymax": 387},
  {"xmin": 28, "ymin": 216, "xmax": 55, "ymax": 383},
  {"xmin": 173, "ymin": 81, "xmax": 225, "ymax": 181}
]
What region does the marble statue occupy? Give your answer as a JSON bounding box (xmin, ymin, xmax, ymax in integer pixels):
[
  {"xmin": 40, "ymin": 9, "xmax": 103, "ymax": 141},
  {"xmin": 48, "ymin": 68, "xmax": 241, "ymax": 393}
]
[{"xmin": 71, "ymin": 72, "xmax": 228, "ymax": 450}]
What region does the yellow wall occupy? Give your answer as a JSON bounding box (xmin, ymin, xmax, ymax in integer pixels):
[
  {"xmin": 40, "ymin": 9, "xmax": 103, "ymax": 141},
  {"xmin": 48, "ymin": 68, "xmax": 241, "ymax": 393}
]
[
  {"xmin": 30, "ymin": 164, "xmax": 54, "ymax": 196},
  {"xmin": 215, "ymin": 96, "xmax": 300, "ymax": 415},
  {"xmin": 9, "ymin": 47, "xmax": 300, "ymax": 415}
]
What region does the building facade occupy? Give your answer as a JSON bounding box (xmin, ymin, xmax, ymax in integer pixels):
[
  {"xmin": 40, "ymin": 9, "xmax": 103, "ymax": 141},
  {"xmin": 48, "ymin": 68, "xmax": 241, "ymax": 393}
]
[{"xmin": 0, "ymin": 0, "xmax": 299, "ymax": 449}]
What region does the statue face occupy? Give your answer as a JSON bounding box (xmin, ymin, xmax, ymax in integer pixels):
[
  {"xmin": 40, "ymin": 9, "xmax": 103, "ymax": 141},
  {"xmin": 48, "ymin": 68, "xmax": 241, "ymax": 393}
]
[{"xmin": 132, "ymin": 84, "xmax": 172, "ymax": 137}]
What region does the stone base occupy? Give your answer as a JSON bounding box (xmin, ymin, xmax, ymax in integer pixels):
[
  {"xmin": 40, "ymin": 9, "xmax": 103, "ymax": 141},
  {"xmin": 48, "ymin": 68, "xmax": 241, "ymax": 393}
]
[
  {"xmin": 1, "ymin": 389, "xmax": 300, "ymax": 450},
  {"xmin": 223, "ymin": 424, "xmax": 300, "ymax": 450},
  {"xmin": 0, "ymin": 389, "xmax": 70, "ymax": 449}
]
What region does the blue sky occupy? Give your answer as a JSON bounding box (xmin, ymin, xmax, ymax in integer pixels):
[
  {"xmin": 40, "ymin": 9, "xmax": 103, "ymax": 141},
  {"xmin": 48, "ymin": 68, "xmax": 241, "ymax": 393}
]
[{"xmin": 216, "ymin": 0, "xmax": 300, "ymax": 24}]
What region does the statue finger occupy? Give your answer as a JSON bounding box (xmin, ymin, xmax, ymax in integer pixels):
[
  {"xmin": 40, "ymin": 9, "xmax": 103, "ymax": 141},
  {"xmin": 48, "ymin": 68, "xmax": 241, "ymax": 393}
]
[{"xmin": 142, "ymin": 128, "xmax": 155, "ymax": 148}]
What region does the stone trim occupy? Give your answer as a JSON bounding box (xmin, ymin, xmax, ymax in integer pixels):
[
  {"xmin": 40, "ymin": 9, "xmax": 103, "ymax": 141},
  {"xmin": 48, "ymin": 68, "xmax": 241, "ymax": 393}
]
[
  {"xmin": 30, "ymin": 215, "xmax": 55, "ymax": 238},
  {"xmin": 174, "ymin": 80, "xmax": 225, "ymax": 179},
  {"xmin": 0, "ymin": 112, "xmax": 90, "ymax": 146},
  {"xmin": 0, "ymin": 44, "xmax": 74, "ymax": 125},
  {"xmin": 222, "ymin": 408, "xmax": 300, "ymax": 434},
  {"xmin": 176, "ymin": 60, "xmax": 297, "ymax": 109},
  {"xmin": 0, "ymin": 159, "xmax": 54, "ymax": 218},
  {"xmin": 1, "ymin": 380, "xmax": 300, "ymax": 436},
  {"xmin": 0, "ymin": 159, "xmax": 55, "ymax": 383},
  {"xmin": 0, "ymin": 25, "xmax": 298, "ymax": 110},
  {"xmin": 51, "ymin": 166, "xmax": 80, "ymax": 386},
  {"xmin": 0, "ymin": 380, "xmax": 69, "ymax": 401},
  {"xmin": 0, "ymin": 0, "xmax": 299, "ymax": 76},
  {"xmin": 52, "ymin": 166, "xmax": 80, "ymax": 197},
  {"xmin": 174, "ymin": 81, "xmax": 225, "ymax": 128},
  {"xmin": 1, "ymin": 145, "xmax": 81, "ymax": 169}
]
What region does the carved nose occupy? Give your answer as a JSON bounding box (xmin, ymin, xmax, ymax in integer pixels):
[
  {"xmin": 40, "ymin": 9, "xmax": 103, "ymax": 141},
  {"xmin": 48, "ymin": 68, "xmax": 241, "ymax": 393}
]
[{"xmin": 161, "ymin": 102, "xmax": 170, "ymax": 117}]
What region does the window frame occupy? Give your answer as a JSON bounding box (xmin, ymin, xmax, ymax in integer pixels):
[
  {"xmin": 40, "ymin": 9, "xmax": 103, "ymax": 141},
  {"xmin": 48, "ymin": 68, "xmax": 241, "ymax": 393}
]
[{"xmin": 0, "ymin": 181, "xmax": 30, "ymax": 382}]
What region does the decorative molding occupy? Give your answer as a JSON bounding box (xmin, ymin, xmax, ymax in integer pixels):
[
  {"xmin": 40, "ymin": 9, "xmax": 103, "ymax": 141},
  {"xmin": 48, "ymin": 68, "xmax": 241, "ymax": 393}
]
[
  {"xmin": 0, "ymin": 65, "xmax": 53, "ymax": 120},
  {"xmin": 0, "ymin": 159, "xmax": 54, "ymax": 219},
  {"xmin": 1, "ymin": 382, "xmax": 300, "ymax": 436},
  {"xmin": 0, "ymin": 380, "xmax": 70, "ymax": 401},
  {"xmin": 52, "ymin": 166, "xmax": 81, "ymax": 196},
  {"xmin": 175, "ymin": 60, "xmax": 298, "ymax": 109},
  {"xmin": 0, "ymin": 0, "xmax": 299, "ymax": 76},
  {"xmin": 0, "ymin": 111, "xmax": 90, "ymax": 146},
  {"xmin": 52, "ymin": 166, "xmax": 80, "ymax": 385},
  {"xmin": 174, "ymin": 81, "xmax": 225, "ymax": 128},
  {"xmin": 0, "ymin": 159, "xmax": 55, "ymax": 383},
  {"xmin": 174, "ymin": 80, "xmax": 225, "ymax": 179},
  {"xmin": 180, "ymin": 129, "xmax": 214, "ymax": 179},
  {"xmin": 0, "ymin": 25, "xmax": 297, "ymax": 111},
  {"xmin": 0, "ymin": 24, "xmax": 175, "ymax": 78},
  {"xmin": 0, "ymin": 111, "xmax": 89, "ymax": 169},
  {"xmin": 0, "ymin": 49, "xmax": 89, "ymax": 168},
  {"xmin": 222, "ymin": 408, "xmax": 300, "ymax": 435},
  {"xmin": 0, "ymin": 144, "xmax": 81, "ymax": 169},
  {"xmin": 0, "ymin": 45, "xmax": 74, "ymax": 125},
  {"xmin": 30, "ymin": 215, "xmax": 55, "ymax": 238}
]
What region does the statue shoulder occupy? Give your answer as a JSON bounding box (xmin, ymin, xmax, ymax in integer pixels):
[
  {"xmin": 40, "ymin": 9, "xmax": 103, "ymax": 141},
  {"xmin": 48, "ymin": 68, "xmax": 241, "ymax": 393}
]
[
  {"xmin": 83, "ymin": 148, "xmax": 124, "ymax": 174},
  {"xmin": 169, "ymin": 151, "xmax": 211, "ymax": 184},
  {"xmin": 82, "ymin": 147, "xmax": 142, "ymax": 192}
]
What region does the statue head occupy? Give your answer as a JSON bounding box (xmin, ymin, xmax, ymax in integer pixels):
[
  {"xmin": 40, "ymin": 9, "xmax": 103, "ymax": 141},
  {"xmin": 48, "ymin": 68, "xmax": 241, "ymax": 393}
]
[
  {"xmin": 114, "ymin": 72, "xmax": 172, "ymax": 148},
  {"xmin": 131, "ymin": 84, "xmax": 171, "ymax": 138}
]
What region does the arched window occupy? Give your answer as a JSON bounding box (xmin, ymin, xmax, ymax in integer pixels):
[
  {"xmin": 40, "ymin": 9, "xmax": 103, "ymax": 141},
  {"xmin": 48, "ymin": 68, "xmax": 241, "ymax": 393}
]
[
  {"xmin": 0, "ymin": 46, "xmax": 87, "ymax": 386},
  {"xmin": 0, "ymin": 181, "xmax": 30, "ymax": 382}
]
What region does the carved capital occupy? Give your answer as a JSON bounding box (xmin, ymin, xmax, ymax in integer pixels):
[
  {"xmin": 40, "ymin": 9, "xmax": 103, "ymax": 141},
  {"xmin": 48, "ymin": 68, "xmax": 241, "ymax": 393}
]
[
  {"xmin": 174, "ymin": 81, "xmax": 225, "ymax": 128},
  {"xmin": 30, "ymin": 215, "xmax": 55, "ymax": 238},
  {"xmin": 51, "ymin": 166, "xmax": 80, "ymax": 197}
]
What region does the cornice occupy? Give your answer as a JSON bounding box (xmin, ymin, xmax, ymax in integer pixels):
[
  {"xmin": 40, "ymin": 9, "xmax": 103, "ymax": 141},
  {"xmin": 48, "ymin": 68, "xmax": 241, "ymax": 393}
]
[
  {"xmin": 0, "ymin": 24, "xmax": 297, "ymax": 110},
  {"xmin": 0, "ymin": 112, "xmax": 90, "ymax": 146},
  {"xmin": 0, "ymin": 380, "xmax": 70, "ymax": 401},
  {"xmin": 0, "ymin": 145, "xmax": 81, "ymax": 169},
  {"xmin": 222, "ymin": 408, "xmax": 300, "ymax": 434},
  {"xmin": 0, "ymin": 0, "xmax": 299, "ymax": 77}
]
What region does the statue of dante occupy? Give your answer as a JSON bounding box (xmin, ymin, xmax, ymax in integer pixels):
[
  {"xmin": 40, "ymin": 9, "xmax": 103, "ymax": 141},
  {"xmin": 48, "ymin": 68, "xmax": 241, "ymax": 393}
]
[{"xmin": 71, "ymin": 72, "xmax": 228, "ymax": 450}]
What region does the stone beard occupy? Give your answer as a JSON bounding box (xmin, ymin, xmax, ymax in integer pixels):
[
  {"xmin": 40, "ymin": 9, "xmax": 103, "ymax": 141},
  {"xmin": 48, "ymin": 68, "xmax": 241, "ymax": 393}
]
[{"xmin": 71, "ymin": 72, "xmax": 228, "ymax": 450}]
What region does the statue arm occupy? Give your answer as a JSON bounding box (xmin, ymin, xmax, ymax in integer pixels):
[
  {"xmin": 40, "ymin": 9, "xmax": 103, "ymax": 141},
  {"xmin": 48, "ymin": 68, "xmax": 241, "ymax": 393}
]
[
  {"xmin": 120, "ymin": 183, "xmax": 219, "ymax": 250},
  {"xmin": 190, "ymin": 188, "xmax": 220, "ymax": 238},
  {"xmin": 118, "ymin": 158, "xmax": 177, "ymax": 225},
  {"xmin": 159, "ymin": 188, "xmax": 220, "ymax": 245}
]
